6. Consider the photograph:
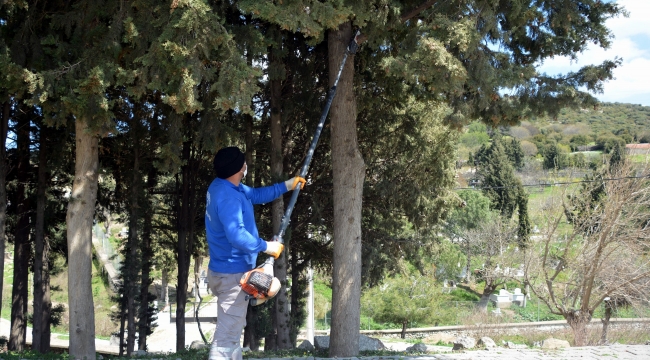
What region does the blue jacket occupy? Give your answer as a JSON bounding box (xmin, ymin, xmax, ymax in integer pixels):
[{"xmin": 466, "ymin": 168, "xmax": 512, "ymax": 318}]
[{"xmin": 205, "ymin": 178, "xmax": 287, "ymax": 274}]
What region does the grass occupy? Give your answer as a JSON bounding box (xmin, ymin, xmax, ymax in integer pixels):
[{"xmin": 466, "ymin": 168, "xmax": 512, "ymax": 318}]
[{"xmin": 628, "ymin": 154, "xmax": 650, "ymax": 163}]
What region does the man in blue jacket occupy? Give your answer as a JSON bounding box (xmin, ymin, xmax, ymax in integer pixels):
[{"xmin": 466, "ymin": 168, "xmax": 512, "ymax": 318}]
[{"xmin": 206, "ymin": 146, "xmax": 305, "ymax": 360}]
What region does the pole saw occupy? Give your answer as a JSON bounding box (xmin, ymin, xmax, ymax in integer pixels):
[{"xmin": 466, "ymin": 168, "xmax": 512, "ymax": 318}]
[{"xmin": 240, "ymin": 30, "xmax": 362, "ymax": 306}]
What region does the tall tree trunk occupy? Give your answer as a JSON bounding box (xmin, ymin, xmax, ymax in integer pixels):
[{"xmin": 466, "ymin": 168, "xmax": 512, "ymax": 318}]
[
  {"xmin": 243, "ymin": 305, "xmax": 259, "ymax": 350},
  {"xmin": 175, "ymin": 129, "xmax": 197, "ymax": 351},
  {"xmin": 243, "ymin": 99, "xmax": 259, "ymax": 351},
  {"xmin": 118, "ymin": 298, "xmax": 127, "ymax": 356},
  {"xmin": 401, "ymin": 321, "xmax": 407, "ymax": 339},
  {"xmin": 268, "ymin": 37, "xmax": 292, "ymax": 350},
  {"xmin": 33, "ymin": 127, "xmax": 52, "ymax": 353},
  {"xmin": 290, "ymin": 243, "xmax": 305, "ymax": 347},
  {"xmin": 161, "ymin": 268, "xmax": 169, "ymax": 310},
  {"xmin": 9, "ymin": 112, "xmax": 30, "ymax": 351},
  {"xmin": 328, "ymin": 21, "xmax": 365, "ymax": 358},
  {"xmin": 67, "ymin": 118, "xmax": 98, "ymax": 360},
  {"xmin": 0, "ymin": 101, "xmax": 10, "ymax": 322},
  {"xmin": 138, "ymin": 165, "xmax": 157, "ymax": 351},
  {"xmin": 125, "ymin": 132, "xmax": 140, "ymax": 355},
  {"xmin": 244, "ymin": 113, "xmax": 254, "ymax": 185}
]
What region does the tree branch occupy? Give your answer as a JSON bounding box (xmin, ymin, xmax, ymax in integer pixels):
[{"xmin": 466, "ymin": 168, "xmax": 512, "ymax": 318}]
[{"xmin": 401, "ymin": 0, "xmax": 440, "ymax": 23}]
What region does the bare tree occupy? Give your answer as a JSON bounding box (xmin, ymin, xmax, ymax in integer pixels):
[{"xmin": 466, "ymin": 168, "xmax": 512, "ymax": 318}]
[
  {"xmin": 462, "ymin": 218, "xmax": 522, "ymax": 311},
  {"xmin": 525, "ymin": 161, "xmax": 650, "ymax": 346}
]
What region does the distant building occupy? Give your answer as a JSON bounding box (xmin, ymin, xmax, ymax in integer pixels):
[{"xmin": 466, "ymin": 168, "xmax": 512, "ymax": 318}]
[{"xmin": 625, "ymin": 144, "xmax": 650, "ymax": 155}]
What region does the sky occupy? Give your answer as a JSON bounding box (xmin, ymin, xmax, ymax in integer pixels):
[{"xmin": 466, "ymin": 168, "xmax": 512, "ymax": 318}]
[{"xmin": 536, "ymin": 0, "xmax": 650, "ymax": 106}]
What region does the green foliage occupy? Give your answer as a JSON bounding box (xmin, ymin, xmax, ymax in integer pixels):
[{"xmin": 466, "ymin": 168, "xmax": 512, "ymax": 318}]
[
  {"xmin": 596, "ymin": 134, "xmax": 626, "ymax": 153},
  {"xmin": 431, "ymin": 239, "xmax": 466, "ymax": 282},
  {"xmin": 512, "ymin": 303, "xmax": 564, "ymax": 322},
  {"xmin": 608, "ymin": 142, "xmax": 626, "ymax": 170},
  {"xmin": 475, "ymin": 137, "xmax": 523, "ymax": 219},
  {"xmin": 568, "ymin": 152, "xmax": 588, "ymax": 168},
  {"xmin": 361, "ymin": 272, "xmax": 445, "ymax": 330},
  {"xmin": 564, "ymin": 173, "xmax": 606, "ymax": 231},
  {"xmin": 543, "ymin": 143, "xmax": 568, "ymax": 170},
  {"xmin": 517, "ymin": 193, "xmax": 531, "ymax": 246},
  {"xmin": 460, "ymin": 131, "xmax": 490, "ymax": 150},
  {"xmin": 570, "ymin": 134, "xmax": 591, "ymax": 151},
  {"xmin": 446, "ymin": 190, "xmax": 492, "ymax": 232},
  {"xmin": 447, "ymin": 288, "xmax": 480, "ymax": 302},
  {"xmin": 505, "ymin": 138, "xmax": 525, "ymax": 170}
]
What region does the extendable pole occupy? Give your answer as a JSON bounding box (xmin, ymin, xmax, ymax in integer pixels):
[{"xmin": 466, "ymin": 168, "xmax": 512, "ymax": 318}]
[{"xmin": 276, "ymin": 30, "xmax": 361, "ymax": 242}]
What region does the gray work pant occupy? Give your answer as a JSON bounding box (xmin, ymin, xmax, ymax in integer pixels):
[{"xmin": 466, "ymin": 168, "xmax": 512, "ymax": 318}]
[{"xmin": 208, "ymin": 270, "xmax": 248, "ymax": 360}]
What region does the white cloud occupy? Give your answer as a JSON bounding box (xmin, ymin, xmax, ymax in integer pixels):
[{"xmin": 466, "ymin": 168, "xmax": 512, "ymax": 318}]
[
  {"xmin": 608, "ymin": 0, "xmax": 650, "ymax": 39},
  {"xmin": 536, "ymin": 0, "xmax": 650, "ymax": 105}
]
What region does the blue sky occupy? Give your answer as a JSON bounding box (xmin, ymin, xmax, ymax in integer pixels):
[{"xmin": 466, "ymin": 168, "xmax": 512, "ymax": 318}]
[{"xmin": 536, "ymin": 0, "xmax": 650, "ymax": 106}]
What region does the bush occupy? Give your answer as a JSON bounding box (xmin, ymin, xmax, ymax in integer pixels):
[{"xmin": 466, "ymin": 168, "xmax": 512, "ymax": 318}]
[
  {"xmin": 509, "ymin": 126, "xmax": 531, "ymax": 139},
  {"xmin": 460, "ymin": 131, "xmax": 490, "ymax": 149},
  {"xmin": 520, "ymin": 141, "xmax": 538, "ymax": 156}
]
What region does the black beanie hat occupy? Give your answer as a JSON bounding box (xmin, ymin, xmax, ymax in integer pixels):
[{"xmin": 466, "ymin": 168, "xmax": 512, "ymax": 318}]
[{"xmin": 214, "ymin": 147, "xmax": 245, "ymax": 179}]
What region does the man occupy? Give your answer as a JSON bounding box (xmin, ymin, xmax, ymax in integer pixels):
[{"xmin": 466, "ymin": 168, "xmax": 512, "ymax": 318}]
[{"xmin": 205, "ymin": 146, "xmax": 305, "ymax": 360}]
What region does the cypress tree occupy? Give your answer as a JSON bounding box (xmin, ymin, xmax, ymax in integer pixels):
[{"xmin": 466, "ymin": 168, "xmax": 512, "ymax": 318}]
[{"xmin": 476, "ymin": 137, "xmax": 521, "ymax": 219}]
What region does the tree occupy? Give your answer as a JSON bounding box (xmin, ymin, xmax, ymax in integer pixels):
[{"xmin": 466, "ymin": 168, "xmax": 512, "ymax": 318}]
[
  {"xmin": 268, "ymin": 26, "xmax": 291, "ymax": 350},
  {"xmin": 525, "ymin": 160, "xmax": 650, "ymax": 346},
  {"xmin": 445, "ymin": 190, "xmax": 493, "ymax": 283},
  {"xmin": 0, "ymin": 0, "xmax": 624, "ymax": 356},
  {"xmin": 328, "ymin": 22, "xmax": 365, "ymax": 357},
  {"xmin": 475, "ymin": 137, "xmax": 523, "ymax": 219},
  {"xmin": 0, "ymin": 100, "xmax": 8, "ymax": 322},
  {"xmin": 505, "ymin": 138, "xmax": 525, "ymax": 170},
  {"xmin": 361, "ymin": 272, "xmax": 444, "ymax": 339},
  {"xmin": 461, "ymin": 217, "xmax": 521, "ymax": 311},
  {"xmin": 9, "ymin": 103, "xmax": 31, "ymax": 351},
  {"xmin": 543, "ymin": 142, "xmax": 568, "ymax": 170}
]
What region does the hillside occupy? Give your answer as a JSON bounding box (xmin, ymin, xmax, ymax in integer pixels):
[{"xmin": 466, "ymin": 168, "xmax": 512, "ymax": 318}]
[{"xmin": 458, "ymin": 102, "xmax": 650, "ymax": 163}]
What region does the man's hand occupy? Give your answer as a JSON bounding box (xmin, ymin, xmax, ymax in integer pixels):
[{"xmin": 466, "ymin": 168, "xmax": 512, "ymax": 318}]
[
  {"xmin": 285, "ymin": 176, "xmax": 306, "ymax": 191},
  {"xmin": 264, "ymin": 238, "xmax": 284, "ymax": 259}
]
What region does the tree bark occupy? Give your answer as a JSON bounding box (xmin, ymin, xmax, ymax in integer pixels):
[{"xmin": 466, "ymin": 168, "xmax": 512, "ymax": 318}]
[
  {"xmin": 125, "ymin": 129, "xmax": 140, "ymax": 355},
  {"xmin": 9, "ymin": 111, "xmax": 30, "ymax": 351},
  {"xmin": 33, "ymin": 126, "xmax": 52, "ymax": 353},
  {"xmin": 67, "ymin": 118, "xmax": 98, "ymax": 360},
  {"xmin": 268, "ymin": 38, "xmax": 292, "ymax": 350},
  {"xmin": 175, "ymin": 168, "xmax": 190, "ymax": 352},
  {"xmin": 600, "ymin": 300, "xmax": 613, "ymax": 345},
  {"xmin": 138, "ymin": 164, "xmax": 157, "ymax": 351},
  {"xmin": 328, "ymin": 21, "xmax": 365, "ymax": 358},
  {"xmin": 243, "ymin": 102, "xmax": 258, "ymax": 350},
  {"xmin": 118, "ymin": 297, "xmax": 126, "ymax": 356},
  {"xmin": 401, "ymin": 321, "xmax": 407, "ymax": 339},
  {"xmin": 0, "ymin": 101, "xmax": 10, "ymax": 323},
  {"xmin": 161, "ymin": 268, "xmax": 169, "ymax": 311},
  {"xmin": 290, "ymin": 242, "xmax": 306, "ymax": 347},
  {"xmin": 243, "ymin": 305, "xmax": 260, "ymax": 350},
  {"xmin": 566, "ymin": 310, "xmax": 592, "ymax": 346},
  {"xmin": 175, "ymin": 122, "xmax": 199, "ymax": 351},
  {"xmin": 477, "ymin": 282, "xmax": 497, "ymax": 312}
]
